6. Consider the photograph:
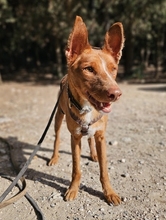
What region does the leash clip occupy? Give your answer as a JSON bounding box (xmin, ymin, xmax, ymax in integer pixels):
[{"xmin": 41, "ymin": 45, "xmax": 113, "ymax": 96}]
[{"xmin": 81, "ymin": 124, "xmax": 89, "ymax": 136}]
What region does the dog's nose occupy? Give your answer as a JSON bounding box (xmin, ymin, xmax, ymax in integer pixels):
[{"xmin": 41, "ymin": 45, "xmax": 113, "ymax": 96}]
[{"xmin": 107, "ymin": 87, "xmax": 122, "ymax": 101}]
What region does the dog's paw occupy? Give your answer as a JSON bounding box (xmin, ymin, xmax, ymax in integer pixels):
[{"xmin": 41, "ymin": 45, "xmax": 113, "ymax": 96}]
[
  {"xmin": 105, "ymin": 193, "xmax": 121, "ymax": 206},
  {"xmin": 64, "ymin": 188, "xmax": 78, "ymax": 201},
  {"xmin": 90, "ymin": 154, "xmax": 98, "ymax": 162},
  {"xmin": 48, "ymin": 157, "xmax": 58, "ymax": 166}
]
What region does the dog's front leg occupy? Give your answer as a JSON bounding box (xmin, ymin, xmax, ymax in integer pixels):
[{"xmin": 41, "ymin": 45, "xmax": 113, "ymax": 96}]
[
  {"xmin": 48, "ymin": 106, "xmax": 64, "ymax": 166},
  {"xmin": 65, "ymin": 135, "xmax": 81, "ymax": 201},
  {"xmin": 95, "ymin": 131, "xmax": 121, "ymax": 205}
]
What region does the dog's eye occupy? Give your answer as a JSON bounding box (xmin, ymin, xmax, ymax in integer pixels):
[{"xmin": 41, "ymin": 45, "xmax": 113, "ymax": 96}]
[{"xmin": 84, "ymin": 66, "xmax": 94, "ymax": 73}]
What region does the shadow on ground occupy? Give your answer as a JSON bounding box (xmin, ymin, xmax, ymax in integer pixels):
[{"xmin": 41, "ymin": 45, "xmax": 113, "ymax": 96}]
[{"xmin": 0, "ymin": 136, "xmax": 105, "ymax": 202}]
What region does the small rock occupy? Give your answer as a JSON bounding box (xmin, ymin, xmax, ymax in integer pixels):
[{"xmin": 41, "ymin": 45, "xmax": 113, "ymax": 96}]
[
  {"xmin": 120, "ymin": 158, "xmax": 126, "ymax": 163},
  {"xmin": 50, "ymin": 203, "xmax": 56, "ymax": 208},
  {"xmin": 121, "ymin": 197, "xmax": 127, "ymax": 202},
  {"xmin": 113, "ymin": 140, "xmax": 118, "ymax": 146},
  {"xmin": 121, "ymin": 173, "xmax": 130, "ymax": 178},
  {"xmin": 138, "ymin": 160, "xmax": 144, "ymax": 164},
  {"xmin": 0, "ymin": 116, "xmax": 11, "ymax": 124},
  {"xmin": 148, "ymin": 127, "xmax": 155, "ymax": 132},
  {"xmin": 158, "ymin": 125, "xmax": 164, "ymax": 132},
  {"xmin": 159, "ymin": 141, "xmax": 165, "ymax": 146},
  {"xmin": 93, "ymin": 214, "xmax": 99, "ymax": 218},
  {"xmin": 109, "ymin": 140, "xmax": 118, "ymax": 146},
  {"xmin": 122, "ymin": 137, "xmax": 132, "ymax": 143}
]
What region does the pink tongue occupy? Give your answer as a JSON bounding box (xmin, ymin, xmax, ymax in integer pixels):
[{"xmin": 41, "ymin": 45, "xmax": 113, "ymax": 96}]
[
  {"xmin": 103, "ymin": 103, "xmax": 110, "ymax": 107},
  {"xmin": 102, "ymin": 103, "xmax": 111, "ymax": 113}
]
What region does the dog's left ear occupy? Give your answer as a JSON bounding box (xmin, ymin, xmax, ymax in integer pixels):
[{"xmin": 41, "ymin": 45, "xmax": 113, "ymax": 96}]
[
  {"xmin": 103, "ymin": 22, "xmax": 124, "ymax": 63},
  {"xmin": 66, "ymin": 16, "xmax": 90, "ymax": 64}
]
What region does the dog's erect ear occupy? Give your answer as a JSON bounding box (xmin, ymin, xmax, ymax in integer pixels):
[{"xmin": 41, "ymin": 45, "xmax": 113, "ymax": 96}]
[
  {"xmin": 66, "ymin": 16, "xmax": 90, "ymax": 64},
  {"xmin": 103, "ymin": 22, "xmax": 124, "ymax": 63}
]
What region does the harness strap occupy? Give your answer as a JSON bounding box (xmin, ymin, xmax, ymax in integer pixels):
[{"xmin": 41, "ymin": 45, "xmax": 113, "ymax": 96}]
[{"xmin": 69, "ymin": 107, "xmax": 103, "ymax": 136}]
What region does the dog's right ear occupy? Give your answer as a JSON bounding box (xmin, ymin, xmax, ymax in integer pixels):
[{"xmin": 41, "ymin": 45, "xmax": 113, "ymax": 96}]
[
  {"xmin": 103, "ymin": 22, "xmax": 125, "ymax": 64},
  {"xmin": 66, "ymin": 16, "xmax": 90, "ymax": 64}
]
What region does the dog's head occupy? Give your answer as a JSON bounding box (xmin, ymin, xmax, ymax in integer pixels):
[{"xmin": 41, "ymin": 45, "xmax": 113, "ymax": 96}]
[{"xmin": 66, "ymin": 16, "xmax": 124, "ymax": 113}]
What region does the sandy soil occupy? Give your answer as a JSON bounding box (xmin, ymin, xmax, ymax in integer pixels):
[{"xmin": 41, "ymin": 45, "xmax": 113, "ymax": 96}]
[{"xmin": 0, "ymin": 80, "xmax": 166, "ymax": 220}]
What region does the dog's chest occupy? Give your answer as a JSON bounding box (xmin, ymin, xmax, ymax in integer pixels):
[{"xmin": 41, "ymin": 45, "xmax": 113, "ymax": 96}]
[{"xmin": 75, "ymin": 111, "xmax": 102, "ymax": 137}]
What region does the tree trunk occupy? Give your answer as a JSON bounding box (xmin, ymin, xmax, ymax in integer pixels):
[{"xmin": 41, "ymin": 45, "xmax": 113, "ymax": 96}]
[
  {"xmin": 154, "ymin": 39, "xmax": 160, "ymax": 79},
  {"xmin": 55, "ymin": 40, "xmax": 63, "ymax": 78},
  {"xmin": 123, "ymin": 26, "xmax": 133, "ymax": 77}
]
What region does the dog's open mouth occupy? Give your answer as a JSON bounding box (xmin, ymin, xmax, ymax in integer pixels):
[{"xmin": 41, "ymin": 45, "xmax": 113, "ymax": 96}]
[{"xmin": 87, "ymin": 92, "xmax": 112, "ymax": 113}]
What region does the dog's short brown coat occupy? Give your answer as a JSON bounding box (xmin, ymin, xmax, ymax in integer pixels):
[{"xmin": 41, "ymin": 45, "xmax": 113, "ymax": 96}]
[{"xmin": 49, "ymin": 16, "xmax": 124, "ymax": 205}]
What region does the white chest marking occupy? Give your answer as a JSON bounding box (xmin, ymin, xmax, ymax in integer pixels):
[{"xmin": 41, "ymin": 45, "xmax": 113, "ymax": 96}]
[
  {"xmin": 75, "ymin": 106, "xmax": 103, "ymax": 137},
  {"xmin": 75, "ymin": 124, "xmax": 102, "ymax": 137}
]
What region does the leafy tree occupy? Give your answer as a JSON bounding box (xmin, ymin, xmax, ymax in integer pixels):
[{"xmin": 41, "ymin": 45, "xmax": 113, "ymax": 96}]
[{"xmin": 0, "ymin": 0, "xmax": 165, "ymax": 79}]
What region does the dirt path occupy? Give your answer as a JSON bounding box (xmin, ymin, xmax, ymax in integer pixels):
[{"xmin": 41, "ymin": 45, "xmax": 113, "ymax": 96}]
[{"xmin": 0, "ymin": 81, "xmax": 166, "ymax": 220}]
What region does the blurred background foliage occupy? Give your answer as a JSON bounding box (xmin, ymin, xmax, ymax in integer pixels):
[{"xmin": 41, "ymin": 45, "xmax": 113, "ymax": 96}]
[{"xmin": 0, "ymin": 0, "xmax": 166, "ymax": 81}]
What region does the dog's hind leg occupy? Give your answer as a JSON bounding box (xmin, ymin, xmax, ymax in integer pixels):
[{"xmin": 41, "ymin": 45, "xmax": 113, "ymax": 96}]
[
  {"xmin": 65, "ymin": 135, "xmax": 81, "ymax": 201},
  {"xmin": 88, "ymin": 137, "xmax": 98, "ymax": 162},
  {"xmin": 48, "ymin": 106, "xmax": 64, "ymax": 166}
]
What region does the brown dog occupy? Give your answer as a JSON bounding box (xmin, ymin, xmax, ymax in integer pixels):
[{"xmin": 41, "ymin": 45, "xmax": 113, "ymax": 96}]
[{"xmin": 49, "ymin": 16, "xmax": 124, "ymax": 205}]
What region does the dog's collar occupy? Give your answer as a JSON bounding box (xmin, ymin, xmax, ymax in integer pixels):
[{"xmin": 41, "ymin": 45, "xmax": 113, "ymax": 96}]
[
  {"xmin": 67, "ymin": 86, "xmax": 92, "ymax": 114},
  {"xmin": 68, "ymin": 107, "xmax": 103, "ymax": 136},
  {"xmin": 67, "ymin": 86, "xmax": 82, "ymax": 111}
]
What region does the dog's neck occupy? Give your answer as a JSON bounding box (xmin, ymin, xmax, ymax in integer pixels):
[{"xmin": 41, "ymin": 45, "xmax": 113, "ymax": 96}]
[
  {"xmin": 66, "ymin": 82, "xmax": 104, "ymax": 136},
  {"xmin": 67, "ymin": 84, "xmax": 92, "ymax": 115}
]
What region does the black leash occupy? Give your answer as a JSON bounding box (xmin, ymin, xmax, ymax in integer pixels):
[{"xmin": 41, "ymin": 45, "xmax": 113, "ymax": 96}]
[
  {"xmin": 0, "ymin": 174, "xmax": 45, "ymax": 220},
  {"xmin": 0, "ymin": 88, "xmax": 62, "ymax": 217}
]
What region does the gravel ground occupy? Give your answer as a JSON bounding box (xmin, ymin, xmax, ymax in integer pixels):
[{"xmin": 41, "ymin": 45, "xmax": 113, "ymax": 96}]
[{"xmin": 0, "ymin": 80, "xmax": 166, "ymax": 220}]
